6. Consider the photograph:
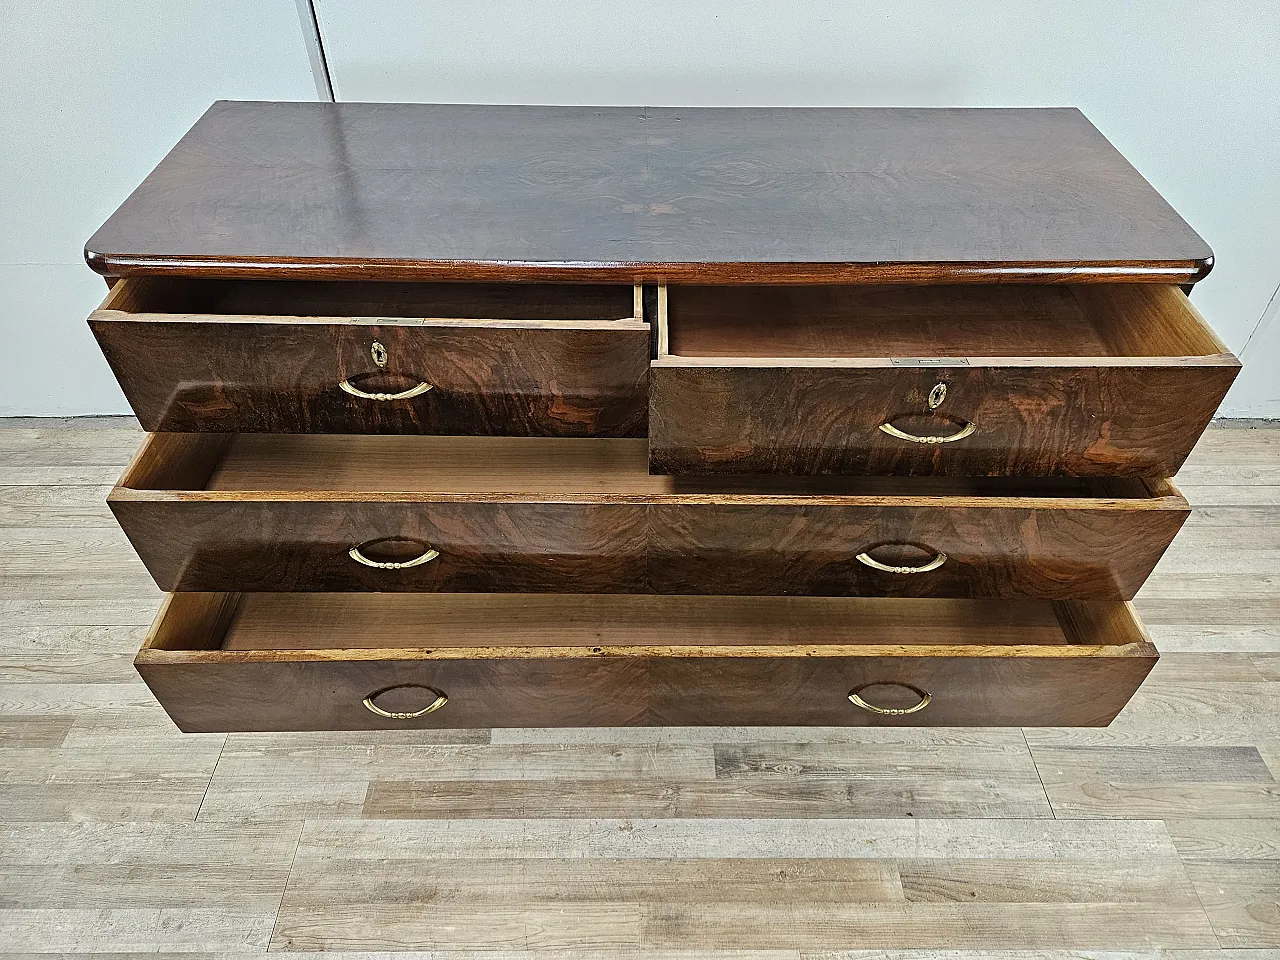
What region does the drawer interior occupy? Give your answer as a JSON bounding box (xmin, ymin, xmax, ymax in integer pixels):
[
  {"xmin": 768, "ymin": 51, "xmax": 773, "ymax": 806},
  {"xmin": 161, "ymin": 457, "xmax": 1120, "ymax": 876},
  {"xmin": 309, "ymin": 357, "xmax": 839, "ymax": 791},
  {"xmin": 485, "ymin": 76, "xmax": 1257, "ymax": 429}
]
[
  {"xmin": 658, "ymin": 284, "xmax": 1231, "ymax": 361},
  {"xmin": 115, "ymin": 433, "xmax": 1181, "ymax": 504},
  {"xmin": 141, "ymin": 592, "xmax": 1156, "ymax": 656},
  {"xmin": 99, "ymin": 277, "xmax": 642, "ymax": 323}
]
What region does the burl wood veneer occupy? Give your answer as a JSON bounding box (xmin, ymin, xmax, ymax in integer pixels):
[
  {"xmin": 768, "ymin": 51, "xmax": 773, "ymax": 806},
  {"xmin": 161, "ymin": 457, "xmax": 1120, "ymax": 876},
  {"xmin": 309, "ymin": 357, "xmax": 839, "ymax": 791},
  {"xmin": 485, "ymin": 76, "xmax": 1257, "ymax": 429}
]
[
  {"xmin": 90, "ymin": 279, "xmax": 649, "ymax": 435},
  {"xmin": 650, "ymin": 284, "xmax": 1238, "ymax": 476},
  {"xmin": 111, "ymin": 433, "xmax": 1188, "ymax": 599},
  {"xmin": 81, "ymin": 102, "xmax": 1237, "ymax": 730}
]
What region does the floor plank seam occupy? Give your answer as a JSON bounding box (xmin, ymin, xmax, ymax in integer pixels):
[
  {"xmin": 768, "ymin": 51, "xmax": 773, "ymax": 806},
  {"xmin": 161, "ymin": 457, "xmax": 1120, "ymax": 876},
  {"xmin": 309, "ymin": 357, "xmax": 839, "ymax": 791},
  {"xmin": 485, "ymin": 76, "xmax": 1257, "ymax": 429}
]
[
  {"xmin": 192, "ymin": 734, "xmax": 228, "ymax": 822},
  {"xmin": 1175, "ymin": 848, "xmax": 1237, "ymax": 951},
  {"xmin": 266, "ymin": 821, "xmax": 308, "ymax": 953},
  {"xmin": 1022, "ymin": 727, "xmax": 1057, "ymax": 820}
]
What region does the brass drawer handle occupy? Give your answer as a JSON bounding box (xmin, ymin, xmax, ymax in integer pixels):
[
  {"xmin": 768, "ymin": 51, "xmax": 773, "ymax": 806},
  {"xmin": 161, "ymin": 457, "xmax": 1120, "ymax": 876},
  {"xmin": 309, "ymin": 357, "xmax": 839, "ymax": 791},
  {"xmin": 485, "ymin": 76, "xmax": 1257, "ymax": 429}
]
[
  {"xmin": 855, "ymin": 550, "xmax": 947, "ymax": 575},
  {"xmin": 339, "ymin": 378, "xmax": 433, "ymax": 401},
  {"xmin": 349, "ymin": 541, "xmax": 440, "ymax": 570},
  {"xmin": 878, "ymin": 420, "xmax": 976, "ymax": 444},
  {"xmin": 363, "ymin": 684, "xmax": 448, "ymax": 719},
  {"xmin": 848, "ymin": 682, "xmax": 933, "ymax": 716}
]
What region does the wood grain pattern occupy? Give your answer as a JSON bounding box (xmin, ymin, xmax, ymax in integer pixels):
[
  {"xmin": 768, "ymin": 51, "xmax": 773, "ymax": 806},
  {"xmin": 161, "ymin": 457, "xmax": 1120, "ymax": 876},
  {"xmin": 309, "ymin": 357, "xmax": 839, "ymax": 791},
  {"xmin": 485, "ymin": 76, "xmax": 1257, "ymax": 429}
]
[
  {"xmin": 1173, "ymin": 820, "xmax": 1280, "ymax": 948},
  {"xmin": 135, "ymin": 648, "xmax": 1156, "ymax": 732},
  {"xmin": 360, "ymin": 777, "xmax": 1053, "ymax": 821},
  {"xmin": 636, "ymin": 902, "xmax": 1215, "ymax": 951},
  {"xmin": 110, "ymin": 433, "xmax": 1187, "ymax": 597},
  {"xmin": 651, "ymin": 283, "xmax": 1238, "ymax": 476},
  {"xmin": 175, "ymin": 433, "xmax": 1168, "ymax": 498},
  {"xmin": 89, "ymin": 278, "xmax": 649, "ymax": 435},
  {"xmin": 198, "ymin": 737, "xmax": 1052, "ymax": 821},
  {"xmin": 113, "ymin": 498, "xmax": 650, "ymax": 594},
  {"xmin": 132, "ymin": 593, "xmax": 1156, "ymax": 731},
  {"xmin": 668, "ymin": 284, "xmax": 1108, "ymax": 358},
  {"xmin": 653, "ymin": 364, "xmax": 1237, "ymax": 477},
  {"xmin": 84, "ymin": 102, "xmax": 1212, "ymax": 283},
  {"xmin": 268, "ymin": 819, "xmax": 1216, "ymax": 952},
  {"xmin": 647, "ymin": 498, "xmax": 1185, "ymax": 600},
  {"xmin": 1184, "ymin": 860, "xmax": 1280, "ymax": 947},
  {"xmin": 665, "ymin": 283, "xmax": 1233, "ymax": 359}
]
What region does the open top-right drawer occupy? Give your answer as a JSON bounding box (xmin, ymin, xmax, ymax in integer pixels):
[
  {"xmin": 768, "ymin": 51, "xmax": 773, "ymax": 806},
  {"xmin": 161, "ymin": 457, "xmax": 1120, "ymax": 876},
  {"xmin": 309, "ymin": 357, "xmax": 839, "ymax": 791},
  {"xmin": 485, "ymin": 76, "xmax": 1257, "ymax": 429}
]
[{"xmin": 649, "ymin": 284, "xmax": 1239, "ymax": 476}]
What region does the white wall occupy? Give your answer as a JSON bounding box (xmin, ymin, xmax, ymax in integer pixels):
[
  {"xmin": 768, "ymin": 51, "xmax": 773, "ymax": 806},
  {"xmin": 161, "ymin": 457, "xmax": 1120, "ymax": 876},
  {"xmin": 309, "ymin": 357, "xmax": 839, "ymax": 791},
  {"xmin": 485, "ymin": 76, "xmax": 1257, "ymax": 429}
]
[
  {"xmin": 314, "ymin": 0, "xmax": 1280, "ymax": 417},
  {"xmin": 0, "ymin": 0, "xmax": 319, "ymax": 416},
  {"xmin": 3, "ymin": 0, "xmax": 1277, "ymax": 416}
]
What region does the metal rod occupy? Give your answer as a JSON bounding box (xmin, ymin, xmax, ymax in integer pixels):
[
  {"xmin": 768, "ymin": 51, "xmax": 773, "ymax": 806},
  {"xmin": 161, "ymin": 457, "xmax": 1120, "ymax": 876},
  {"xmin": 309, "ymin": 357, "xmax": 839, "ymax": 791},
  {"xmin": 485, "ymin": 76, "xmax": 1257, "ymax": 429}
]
[{"xmin": 294, "ymin": 0, "xmax": 336, "ymax": 101}]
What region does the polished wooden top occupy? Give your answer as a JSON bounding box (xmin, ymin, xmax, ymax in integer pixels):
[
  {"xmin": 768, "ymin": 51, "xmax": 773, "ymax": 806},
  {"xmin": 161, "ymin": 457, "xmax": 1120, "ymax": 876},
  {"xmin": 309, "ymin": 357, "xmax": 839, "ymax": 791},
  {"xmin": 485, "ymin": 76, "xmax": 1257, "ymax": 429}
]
[{"xmin": 85, "ymin": 101, "xmax": 1211, "ymax": 284}]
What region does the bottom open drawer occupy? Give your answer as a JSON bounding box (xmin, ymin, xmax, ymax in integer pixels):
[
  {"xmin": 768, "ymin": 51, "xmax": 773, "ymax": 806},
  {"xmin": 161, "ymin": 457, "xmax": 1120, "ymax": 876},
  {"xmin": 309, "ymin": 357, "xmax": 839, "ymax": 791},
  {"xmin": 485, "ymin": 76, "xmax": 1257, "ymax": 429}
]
[{"xmin": 136, "ymin": 593, "xmax": 1157, "ymax": 731}]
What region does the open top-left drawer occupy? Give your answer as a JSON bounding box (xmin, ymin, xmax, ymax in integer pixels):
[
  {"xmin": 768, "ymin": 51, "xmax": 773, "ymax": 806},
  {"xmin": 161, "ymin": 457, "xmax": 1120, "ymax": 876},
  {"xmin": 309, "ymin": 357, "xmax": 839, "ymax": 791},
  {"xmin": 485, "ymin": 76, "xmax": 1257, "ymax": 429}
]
[{"xmin": 89, "ymin": 278, "xmax": 649, "ymax": 435}]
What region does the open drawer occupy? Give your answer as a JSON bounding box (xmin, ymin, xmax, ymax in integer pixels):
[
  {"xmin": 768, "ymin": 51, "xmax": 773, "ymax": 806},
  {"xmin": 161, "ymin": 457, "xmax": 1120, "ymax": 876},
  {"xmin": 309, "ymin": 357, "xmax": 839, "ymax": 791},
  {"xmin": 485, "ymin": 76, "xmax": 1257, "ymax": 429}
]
[
  {"xmin": 89, "ymin": 278, "xmax": 649, "ymax": 436},
  {"xmin": 112, "ymin": 433, "xmax": 1187, "ymax": 599},
  {"xmin": 649, "ymin": 284, "xmax": 1239, "ymax": 475},
  {"xmin": 136, "ymin": 593, "xmax": 1158, "ymax": 731}
]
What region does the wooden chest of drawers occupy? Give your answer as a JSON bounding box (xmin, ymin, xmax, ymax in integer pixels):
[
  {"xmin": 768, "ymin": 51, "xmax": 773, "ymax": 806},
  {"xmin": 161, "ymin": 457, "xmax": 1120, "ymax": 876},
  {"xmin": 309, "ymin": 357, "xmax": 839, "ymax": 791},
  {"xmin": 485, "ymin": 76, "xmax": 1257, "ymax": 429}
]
[{"xmin": 85, "ymin": 101, "xmax": 1238, "ymax": 731}]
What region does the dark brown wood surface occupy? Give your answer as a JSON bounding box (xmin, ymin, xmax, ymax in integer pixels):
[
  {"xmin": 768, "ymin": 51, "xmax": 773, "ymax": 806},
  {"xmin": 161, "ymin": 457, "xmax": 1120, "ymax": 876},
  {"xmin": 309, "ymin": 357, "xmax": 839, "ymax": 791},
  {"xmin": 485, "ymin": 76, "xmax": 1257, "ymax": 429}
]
[
  {"xmin": 650, "ymin": 363, "xmax": 1237, "ymax": 477},
  {"xmin": 111, "ymin": 433, "xmax": 1188, "ymax": 599},
  {"xmin": 137, "ymin": 651, "xmax": 1155, "ymax": 731},
  {"xmin": 134, "ymin": 593, "xmax": 1157, "ymax": 731},
  {"xmin": 86, "ymin": 101, "xmax": 1212, "ymax": 284},
  {"xmin": 646, "ymin": 499, "xmax": 1186, "ymax": 600},
  {"xmin": 649, "ymin": 283, "xmax": 1238, "ymax": 476},
  {"xmin": 111, "ymin": 498, "xmax": 1186, "ymax": 600},
  {"xmin": 89, "ymin": 279, "xmax": 649, "ymax": 435}
]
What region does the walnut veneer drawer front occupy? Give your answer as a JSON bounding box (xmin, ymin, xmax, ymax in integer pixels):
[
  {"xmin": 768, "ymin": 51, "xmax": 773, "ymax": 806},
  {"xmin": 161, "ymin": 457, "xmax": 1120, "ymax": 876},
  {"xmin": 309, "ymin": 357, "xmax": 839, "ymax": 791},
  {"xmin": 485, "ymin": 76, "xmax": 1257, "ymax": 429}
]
[
  {"xmin": 111, "ymin": 434, "xmax": 1187, "ymax": 599},
  {"xmin": 649, "ymin": 284, "xmax": 1239, "ymax": 476},
  {"xmin": 89, "ymin": 279, "xmax": 649, "ymax": 436},
  {"xmin": 135, "ymin": 593, "xmax": 1157, "ymax": 731}
]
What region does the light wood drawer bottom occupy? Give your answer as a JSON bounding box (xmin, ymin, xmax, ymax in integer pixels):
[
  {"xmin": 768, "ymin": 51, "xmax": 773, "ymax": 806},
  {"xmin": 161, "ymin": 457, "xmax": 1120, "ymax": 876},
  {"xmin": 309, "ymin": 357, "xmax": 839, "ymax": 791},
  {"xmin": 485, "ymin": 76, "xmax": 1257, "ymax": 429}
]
[{"xmin": 135, "ymin": 593, "xmax": 1157, "ymax": 731}]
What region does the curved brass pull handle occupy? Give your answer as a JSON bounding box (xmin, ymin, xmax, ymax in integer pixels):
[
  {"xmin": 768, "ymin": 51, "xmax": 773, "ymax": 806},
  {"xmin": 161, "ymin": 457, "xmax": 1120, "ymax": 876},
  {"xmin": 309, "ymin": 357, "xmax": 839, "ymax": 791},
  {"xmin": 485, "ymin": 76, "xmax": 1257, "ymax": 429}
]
[
  {"xmin": 855, "ymin": 550, "xmax": 947, "ymax": 575},
  {"xmin": 848, "ymin": 683, "xmax": 932, "ymax": 716},
  {"xmin": 349, "ymin": 542, "xmax": 440, "ymax": 570},
  {"xmin": 878, "ymin": 420, "xmax": 976, "ymax": 444},
  {"xmin": 363, "ymin": 684, "xmax": 448, "ymax": 720},
  {"xmin": 339, "ymin": 379, "xmax": 433, "ymax": 401}
]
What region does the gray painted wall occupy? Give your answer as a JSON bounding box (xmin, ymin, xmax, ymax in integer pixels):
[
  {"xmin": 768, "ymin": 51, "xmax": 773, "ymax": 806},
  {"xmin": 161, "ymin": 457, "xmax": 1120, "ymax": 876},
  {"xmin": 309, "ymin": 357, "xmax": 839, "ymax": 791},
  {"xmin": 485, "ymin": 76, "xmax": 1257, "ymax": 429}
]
[{"xmin": 0, "ymin": 0, "xmax": 318, "ymax": 416}]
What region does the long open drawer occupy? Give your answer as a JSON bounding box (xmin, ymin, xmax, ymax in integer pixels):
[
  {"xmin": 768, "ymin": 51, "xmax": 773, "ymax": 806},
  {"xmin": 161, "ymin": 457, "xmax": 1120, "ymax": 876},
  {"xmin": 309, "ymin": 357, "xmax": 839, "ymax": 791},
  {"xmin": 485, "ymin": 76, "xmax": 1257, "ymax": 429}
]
[
  {"xmin": 112, "ymin": 434, "xmax": 1187, "ymax": 599},
  {"xmin": 135, "ymin": 593, "xmax": 1158, "ymax": 731}
]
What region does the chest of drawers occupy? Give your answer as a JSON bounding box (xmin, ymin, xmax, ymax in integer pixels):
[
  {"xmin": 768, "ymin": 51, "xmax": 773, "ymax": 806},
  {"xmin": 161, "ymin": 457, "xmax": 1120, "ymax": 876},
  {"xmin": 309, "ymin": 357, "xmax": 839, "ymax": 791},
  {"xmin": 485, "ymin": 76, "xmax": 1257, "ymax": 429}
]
[{"xmin": 85, "ymin": 101, "xmax": 1238, "ymax": 731}]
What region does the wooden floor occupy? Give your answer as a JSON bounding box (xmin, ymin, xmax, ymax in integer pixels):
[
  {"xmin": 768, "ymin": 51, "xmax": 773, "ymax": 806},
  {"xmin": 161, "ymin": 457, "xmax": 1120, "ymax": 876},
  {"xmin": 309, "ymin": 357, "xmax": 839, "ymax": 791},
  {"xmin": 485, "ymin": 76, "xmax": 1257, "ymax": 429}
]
[{"xmin": 1, "ymin": 418, "xmax": 1278, "ymax": 957}]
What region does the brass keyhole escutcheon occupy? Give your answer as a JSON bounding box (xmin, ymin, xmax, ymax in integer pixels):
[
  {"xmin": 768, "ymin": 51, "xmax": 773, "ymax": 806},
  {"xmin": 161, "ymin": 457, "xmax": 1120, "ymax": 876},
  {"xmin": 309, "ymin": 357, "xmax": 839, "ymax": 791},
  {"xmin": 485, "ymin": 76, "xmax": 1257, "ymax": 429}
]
[
  {"xmin": 927, "ymin": 382, "xmax": 947, "ymax": 409},
  {"xmin": 371, "ymin": 341, "xmax": 389, "ymax": 368}
]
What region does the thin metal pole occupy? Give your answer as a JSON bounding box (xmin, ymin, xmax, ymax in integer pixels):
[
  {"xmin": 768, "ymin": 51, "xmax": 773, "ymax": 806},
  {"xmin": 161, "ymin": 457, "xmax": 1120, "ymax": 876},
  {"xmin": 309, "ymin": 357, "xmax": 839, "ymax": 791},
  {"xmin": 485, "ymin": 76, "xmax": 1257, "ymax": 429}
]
[{"xmin": 294, "ymin": 0, "xmax": 336, "ymax": 101}]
